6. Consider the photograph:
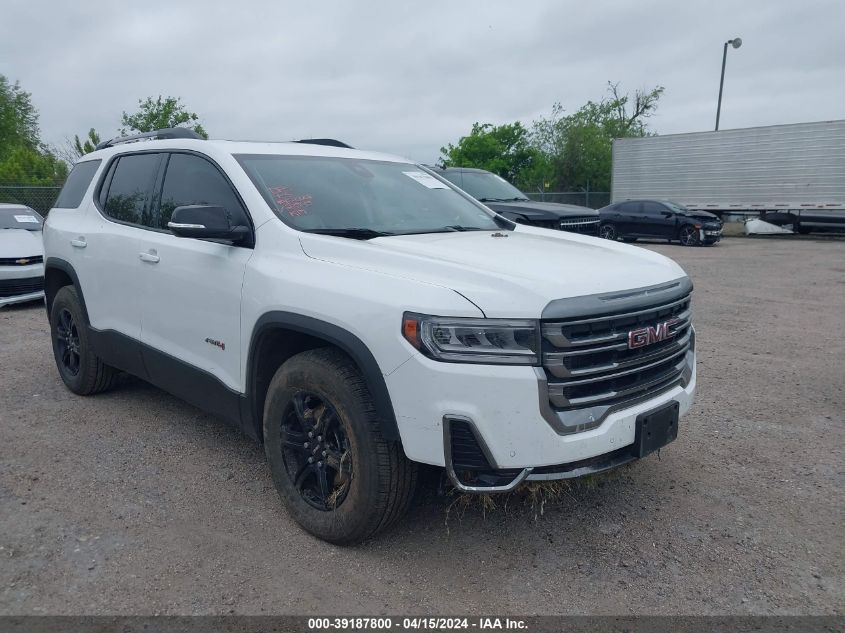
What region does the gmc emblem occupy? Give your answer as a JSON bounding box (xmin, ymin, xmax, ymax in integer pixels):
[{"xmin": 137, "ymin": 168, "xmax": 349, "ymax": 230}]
[{"xmin": 628, "ymin": 318, "xmax": 682, "ymax": 350}]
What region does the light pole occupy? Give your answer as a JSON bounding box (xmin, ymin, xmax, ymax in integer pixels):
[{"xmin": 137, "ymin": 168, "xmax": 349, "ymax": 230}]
[{"xmin": 715, "ymin": 37, "xmax": 742, "ymax": 131}]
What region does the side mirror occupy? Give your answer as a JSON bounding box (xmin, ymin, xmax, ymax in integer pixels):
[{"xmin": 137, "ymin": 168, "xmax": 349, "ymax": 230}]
[
  {"xmin": 167, "ymin": 205, "xmax": 250, "ymax": 242},
  {"xmin": 662, "ymin": 210, "xmax": 674, "ymax": 217}
]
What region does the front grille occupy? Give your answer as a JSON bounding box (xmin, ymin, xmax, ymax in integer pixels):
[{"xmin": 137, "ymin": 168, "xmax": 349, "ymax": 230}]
[
  {"xmin": 524, "ymin": 219, "xmax": 560, "ymax": 230},
  {"xmin": 542, "ymin": 293, "xmax": 692, "ymax": 412},
  {"xmin": 0, "ymin": 255, "xmax": 43, "ymax": 266},
  {"xmin": 559, "ymin": 217, "xmax": 600, "ymax": 235},
  {"xmin": 0, "ymin": 276, "xmax": 44, "ymax": 297}
]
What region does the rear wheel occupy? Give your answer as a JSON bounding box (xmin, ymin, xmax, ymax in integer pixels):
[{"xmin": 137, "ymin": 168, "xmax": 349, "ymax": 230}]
[
  {"xmin": 50, "ymin": 286, "xmax": 118, "ymax": 395},
  {"xmin": 679, "ymin": 225, "xmax": 700, "ymax": 246},
  {"xmin": 599, "ymin": 223, "xmax": 618, "ymax": 240},
  {"xmin": 263, "ymin": 348, "xmax": 417, "ymax": 544}
]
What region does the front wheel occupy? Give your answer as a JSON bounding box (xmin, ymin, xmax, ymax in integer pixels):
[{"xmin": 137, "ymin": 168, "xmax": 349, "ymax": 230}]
[
  {"xmin": 599, "ymin": 223, "xmax": 618, "ymax": 240},
  {"xmin": 679, "ymin": 225, "xmax": 700, "ymax": 247},
  {"xmin": 263, "ymin": 348, "xmax": 417, "ymax": 544}
]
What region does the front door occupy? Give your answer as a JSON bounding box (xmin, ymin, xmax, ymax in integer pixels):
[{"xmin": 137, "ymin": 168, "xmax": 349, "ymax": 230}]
[
  {"xmin": 136, "ymin": 152, "xmax": 254, "ymax": 397},
  {"xmin": 640, "ymin": 201, "xmax": 676, "ymax": 239}
]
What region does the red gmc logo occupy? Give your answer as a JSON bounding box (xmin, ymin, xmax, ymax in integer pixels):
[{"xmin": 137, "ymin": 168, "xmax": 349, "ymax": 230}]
[{"xmin": 628, "ymin": 318, "xmax": 682, "ymax": 350}]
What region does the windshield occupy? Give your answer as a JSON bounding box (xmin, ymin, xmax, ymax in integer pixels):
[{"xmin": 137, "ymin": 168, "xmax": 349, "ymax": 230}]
[
  {"xmin": 235, "ymin": 155, "xmax": 507, "ymax": 236},
  {"xmin": 664, "ymin": 201, "xmax": 690, "ymax": 214},
  {"xmin": 442, "ymin": 171, "xmax": 529, "ymax": 202},
  {"xmin": 0, "ymin": 207, "xmax": 43, "ymax": 231}
]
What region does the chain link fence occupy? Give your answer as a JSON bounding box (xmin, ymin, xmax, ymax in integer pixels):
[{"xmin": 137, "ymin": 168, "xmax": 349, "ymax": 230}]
[
  {"xmin": 524, "ymin": 191, "xmax": 611, "ymax": 209},
  {"xmin": 0, "ymin": 185, "xmax": 62, "ymax": 215}
]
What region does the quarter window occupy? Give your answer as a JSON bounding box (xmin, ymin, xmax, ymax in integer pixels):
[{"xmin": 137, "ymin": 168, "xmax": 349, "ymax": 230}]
[
  {"xmin": 103, "ymin": 153, "xmax": 163, "ymax": 226},
  {"xmin": 55, "ymin": 160, "xmax": 101, "ymax": 209},
  {"xmin": 158, "ymin": 153, "xmax": 248, "ymax": 230}
]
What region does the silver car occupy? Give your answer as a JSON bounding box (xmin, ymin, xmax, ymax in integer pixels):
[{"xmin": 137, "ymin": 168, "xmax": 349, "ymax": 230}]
[{"xmin": 0, "ymin": 204, "xmax": 45, "ymax": 307}]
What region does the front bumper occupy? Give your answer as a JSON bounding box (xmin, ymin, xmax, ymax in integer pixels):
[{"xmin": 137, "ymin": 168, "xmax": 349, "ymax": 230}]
[
  {"xmin": 387, "ymin": 345, "xmax": 696, "ymax": 491},
  {"xmin": 0, "ymin": 289, "xmax": 45, "ymax": 307},
  {"xmin": 0, "ymin": 263, "xmax": 45, "ymax": 307},
  {"xmin": 700, "ymin": 228, "xmax": 722, "ymax": 243}
]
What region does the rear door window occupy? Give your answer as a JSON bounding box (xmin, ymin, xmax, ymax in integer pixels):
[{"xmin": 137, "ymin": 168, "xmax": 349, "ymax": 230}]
[
  {"xmin": 618, "ymin": 201, "xmax": 642, "ymax": 214},
  {"xmin": 54, "ymin": 160, "xmax": 101, "ymax": 209},
  {"xmin": 102, "ymin": 153, "xmax": 163, "ymax": 226}
]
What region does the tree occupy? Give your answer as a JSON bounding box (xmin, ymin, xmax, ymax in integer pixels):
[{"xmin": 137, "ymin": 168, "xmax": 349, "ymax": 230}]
[
  {"xmin": 120, "ymin": 96, "xmax": 208, "ymax": 138},
  {"xmin": 74, "ymin": 128, "xmax": 101, "ymax": 156},
  {"xmin": 438, "ymin": 122, "xmax": 547, "ymax": 190},
  {"xmin": 531, "ymin": 82, "xmax": 664, "ymax": 192},
  {"xmin": 0, "ymin": 145, "xmax": 68, "ymax": 185},
  {"xmin": 0, "ymin": 74, "xmax": 41, "ymax": 160},
  {"xmin": 0, "ymin": 74, "xmax": 67, "ymax": 190}
]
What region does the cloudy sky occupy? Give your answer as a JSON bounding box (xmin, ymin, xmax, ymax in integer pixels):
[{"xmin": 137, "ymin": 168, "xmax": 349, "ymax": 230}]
[{"xmin": 2, "ymin": 0, "xmax": 843, "ymax": 163}]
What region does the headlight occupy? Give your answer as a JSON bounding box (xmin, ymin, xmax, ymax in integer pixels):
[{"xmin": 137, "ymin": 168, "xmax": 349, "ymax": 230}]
[{"xmin": 402, "ymin": 313, "xmax": 540, "ymax": 365}]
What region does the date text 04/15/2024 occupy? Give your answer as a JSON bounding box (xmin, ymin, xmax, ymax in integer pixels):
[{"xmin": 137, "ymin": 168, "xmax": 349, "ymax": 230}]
[{"xmin": 307, "ymin": 617, "xmax": 527, "ymax": 630}]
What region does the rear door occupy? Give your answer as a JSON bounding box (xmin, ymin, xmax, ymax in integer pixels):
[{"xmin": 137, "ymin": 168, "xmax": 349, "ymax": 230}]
[
  {"xmin": 615, "ymin": 201, "xmax": 642, "ymax": 234},
  {"xmin": 72, "ymin": 152, "xmax": 164, "ymax": 341},
  {"xmin": 136, "ymin": 151, "xmax": 254, "ymax": 396}
]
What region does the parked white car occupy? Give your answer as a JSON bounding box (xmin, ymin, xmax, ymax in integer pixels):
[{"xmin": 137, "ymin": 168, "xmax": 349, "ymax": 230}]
[
  {"xmin": 43, "ymin": 129, "xmax": 696, "ymax": 544},
  {"xmin": 0, "ymin": 204, "xmax": 45, "ymax": 307}
]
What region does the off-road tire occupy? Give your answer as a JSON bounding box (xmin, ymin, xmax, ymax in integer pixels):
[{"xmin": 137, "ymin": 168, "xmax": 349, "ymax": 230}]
[
  {"xmin": 263, "ymin": 348, "xmax": 417, "ymax": 544},
  {"xmin": 50, "ymin": 285, "xmax": 118, "ymax": 395}
]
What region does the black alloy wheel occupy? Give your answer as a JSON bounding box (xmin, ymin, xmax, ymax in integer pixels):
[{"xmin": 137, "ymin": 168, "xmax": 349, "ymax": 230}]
[
  {"xmin": 679, "ymin": 225, "xmax": 699, "ymax": 246},
  {"xmin": 55, "ymin": 308, "xmax": 81, "ymax": 376},
  {"xmin": 599, "ymin": 223, "xmax": 617, "ymax": 240},
  {"xmin": 280, "ymin": 392, "xmax": 352, "ymax": 510}
]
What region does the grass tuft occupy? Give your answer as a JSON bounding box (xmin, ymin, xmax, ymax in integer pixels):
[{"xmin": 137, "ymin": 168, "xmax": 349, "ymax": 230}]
[{"xmin": 443, "ymin": 471, "xmax": 620, "ymax": 531}]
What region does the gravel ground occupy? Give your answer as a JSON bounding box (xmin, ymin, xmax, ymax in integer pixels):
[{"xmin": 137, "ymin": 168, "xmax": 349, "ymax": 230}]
[{"xmin": 0, "ymin": 236, "xmax": 843, "ymax": 615}]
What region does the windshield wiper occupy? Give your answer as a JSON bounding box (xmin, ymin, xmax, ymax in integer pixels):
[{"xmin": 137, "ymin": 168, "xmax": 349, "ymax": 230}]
[
  {"xmin": 302, "ymin": 228, "xmax": 394, "ymax": 240},
  {"xmin": 442, "ymin": 225, "xmax": 486, "ymax": 232},
  {"xmin": 477, "ymin": 197, "xmax": 507, "ymax": 202}
]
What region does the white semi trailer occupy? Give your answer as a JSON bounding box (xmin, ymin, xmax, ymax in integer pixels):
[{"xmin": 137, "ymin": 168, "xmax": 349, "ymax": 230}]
[{"xmin": 611, "ymin": 119, "xmax": 845, "ymax": 232}]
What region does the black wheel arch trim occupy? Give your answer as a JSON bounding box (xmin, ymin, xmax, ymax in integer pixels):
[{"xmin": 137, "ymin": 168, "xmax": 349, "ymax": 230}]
[
  {"xmin": 44, "ymin": 257, "xmax": 89, "ymax": 323},
  {"xmin": 247, "ymin": 312, "xmax": 401, "ymax": 444},
  {"xmin": 41, "ymin": 262, "xmax": 402, "ymax": 446}
]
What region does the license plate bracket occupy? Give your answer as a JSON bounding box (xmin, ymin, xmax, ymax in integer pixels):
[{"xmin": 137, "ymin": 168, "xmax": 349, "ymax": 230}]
[{"xmin": 635, "ymin": 401, "xmax": 679, "ymax": 457}]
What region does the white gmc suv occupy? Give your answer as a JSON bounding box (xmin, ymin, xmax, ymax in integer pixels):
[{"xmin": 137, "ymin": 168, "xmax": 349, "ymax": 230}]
[{"xmin": 43, "ymin": 129, "xmax": 696, "ymax": 544}]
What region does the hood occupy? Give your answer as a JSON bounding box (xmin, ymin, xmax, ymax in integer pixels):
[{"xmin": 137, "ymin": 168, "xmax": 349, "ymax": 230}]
[
  {"xmin": 485, "ymin": 200, "xmax": 598, "ymax": 220},
  {"xmin": 299, "ymin": 228, "xmax": 687, "ymax": 318},
  {"xmin": 0, "ymin": 229, "xmax": 44, "ymax": 259},
  {"xmin": 684, "ymin": 210, "xmax": 720, "ymax": 222}
]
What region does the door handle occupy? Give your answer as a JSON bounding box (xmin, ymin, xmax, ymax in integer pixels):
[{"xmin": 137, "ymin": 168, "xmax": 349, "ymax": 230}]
[
  {"xmin": 70, "ymin": 238, "xmax": 87, "ymax": 248},
  {"xmin": 139, "ymin": 250, "xmax": 160, "ymax": 264}
]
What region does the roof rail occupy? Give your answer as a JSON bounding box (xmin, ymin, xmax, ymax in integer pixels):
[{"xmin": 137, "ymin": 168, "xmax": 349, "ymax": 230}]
[
  {"xmin": 95, "ymin": 127, "xmax": 204, "ymax": 150},
  {"xmin": 294, "ymin": 138, "xmax": 354, "ymax": 149}
]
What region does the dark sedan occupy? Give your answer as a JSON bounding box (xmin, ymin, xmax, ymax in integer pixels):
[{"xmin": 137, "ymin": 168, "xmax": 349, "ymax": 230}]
[
  {"xmin": 598, "ymin": 200, "xmax": 723, "ymax": 246},
  {"xmin": 435, "ymin": 167, "xmax": 600, "ymax": 236}
]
